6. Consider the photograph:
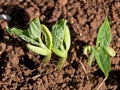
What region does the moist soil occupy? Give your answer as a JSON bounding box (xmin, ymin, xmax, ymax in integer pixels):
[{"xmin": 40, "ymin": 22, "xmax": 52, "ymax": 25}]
[{"xmin": 0, "ymin": 0, "xmax": 120, "ymax": 90}]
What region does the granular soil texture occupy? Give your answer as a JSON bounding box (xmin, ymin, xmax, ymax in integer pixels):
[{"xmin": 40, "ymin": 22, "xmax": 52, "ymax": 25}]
[{"xmin": 0, "ymin": 0, "xmax": 120, "ymax": 90}]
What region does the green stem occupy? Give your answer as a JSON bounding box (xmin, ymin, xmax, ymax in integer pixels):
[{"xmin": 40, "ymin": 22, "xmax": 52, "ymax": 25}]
[
  {"xmin": 57, "ymin": 55, "xmax": 67, "ymax": 69},
  {"xmin": 42, "ymin": 51, "xmax": 52, "ymax": 63},
  {"xmin": 38, "ymin": 37, "xmax": 47, "ymax": 49},
  {"xmin": 88, "ymin": 52, "xmax": 94, "ymax": 66}
]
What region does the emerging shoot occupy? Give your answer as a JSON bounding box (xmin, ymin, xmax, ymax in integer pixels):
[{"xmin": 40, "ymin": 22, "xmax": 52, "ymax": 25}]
[
  {"xmin": 84, "ymin": 17, "xmax": 116, "ymax": 78},
  {"xmin": 7, "ymin": 17, "xmax": 52, "ymax": 63},
  {"xmin": 51, "ymin": 19, "xmax": 71, "ymax": 69}
]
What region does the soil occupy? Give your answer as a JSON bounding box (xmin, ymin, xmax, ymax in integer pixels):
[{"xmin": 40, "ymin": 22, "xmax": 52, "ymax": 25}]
[{"xmin": 0, "ymin": 0, "xmax": 120, "ymax": 90}]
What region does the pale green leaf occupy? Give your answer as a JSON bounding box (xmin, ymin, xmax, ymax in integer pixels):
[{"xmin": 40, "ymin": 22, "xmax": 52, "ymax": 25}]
[
  {"xmin": 28, "ymin": 17, "xmax": 41, "ymax": 40},
  {"xmin": 57, "ymin": 56, "xmax": 67, "ymax": 69},
  {"xmin": 64, "ymin": 25, "xmax": 71, "ymax": 51},
  {"xmin": 7, "ymin": 27, "xmax": 39, "ymax": 45},
  {"xmin": 88, "ymin": 52, "xmax": 94, "ymax": 66},
  {"xmin": 52, "ymin": 47, "xmax": 66, "ymax": 57},
  {"xmin": 83, "ymin": 46, "xmax": 92, "ymax": 56},
  {"xmin": 52, "ymin": 24, "xmax": 64, "ymax": 48},
  {"xmin": 42, "ymin": 53, "xmax": 51, "ymax": 63},
  {"xmin": 106, "ymin": 47, "xmax": 116, "ymax": 57},
  {"xmin": 41, "ymin": 24, "xmax": 52, "ymax": 49},
  {"xmin": 26, "ymin": 44, "xmax": 50, "ymax": 56}
]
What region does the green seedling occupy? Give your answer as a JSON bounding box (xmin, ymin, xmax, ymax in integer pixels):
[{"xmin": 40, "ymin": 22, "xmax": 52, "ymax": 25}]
[
  {"xmin": 51, "ymin": 19, "xmax": 71, "ymax": 69},
  {"xmin": 7, "ymin": 17, "xmax": 52, "ymax": 63},
  {"xmin": 84, "ymin": 17, "xmax": 116, "ymax": 78}
]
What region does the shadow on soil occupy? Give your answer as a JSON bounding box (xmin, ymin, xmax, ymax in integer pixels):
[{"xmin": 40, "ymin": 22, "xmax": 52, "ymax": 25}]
[
  {"xmin": 107, "ymin": 70, "xmax": 120, "ymax": 90},
  {"xmin": 4, "ymin": 5, "xmax": 30, "ymax": 29},
  {"xmin": 19, "ymin": 54, "xmax": 39, "ymax": 70},
  {"xmin": 94, "ymin": 68, "xmax": 120, "ymax": 90}
]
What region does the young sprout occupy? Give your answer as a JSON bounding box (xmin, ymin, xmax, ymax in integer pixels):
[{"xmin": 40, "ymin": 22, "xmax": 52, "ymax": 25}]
[
  {"xmin": 7, "ymin": 17, "xmax": 52, "ymax": 63},
  {"xmin": 84, "ymin": 16, "xmax": 116, "ymax": 78},
  {"xmin": 7, "ymin": 17, "xmax": 71, "ymax": 69},
  {"xmin": 51, "ymin": 19, "xmax": 71, "ymax": 69}
]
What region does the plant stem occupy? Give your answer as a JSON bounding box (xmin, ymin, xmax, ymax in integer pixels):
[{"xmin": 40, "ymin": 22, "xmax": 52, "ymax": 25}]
[
  {"xmin": 57, "ymin": 55, "xmax": 67, "ymax": 69},
  {"xmin": 88, "ymin": 52, "xmax": 94, "ymax": 66},
  {"xmin": 42, "ymin": 52, "xmax": 51, "ymax": 63}
]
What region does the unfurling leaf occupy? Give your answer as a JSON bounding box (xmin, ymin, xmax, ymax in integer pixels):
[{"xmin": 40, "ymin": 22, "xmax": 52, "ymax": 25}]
[
  {"xmin": 52, "ymin": 23, "xmax": 64, "ymax": 49},
  {"xmin": 83, "ymin": 46, "xmax": 92, "ymax": 56},
  {"xmin": 64, "ymin": 24, "xmax": 71, "ymax": 51},
  {"xmin": 41, "ymin": 24, "xmax": 52, "ymax": 49},
  {"xmin": 52, "ymin": 19, "xmax": 71, "ymax": 69},
  {"xmin": 106, "ymin": 47, "xmax": 116, "ymax": 57}
]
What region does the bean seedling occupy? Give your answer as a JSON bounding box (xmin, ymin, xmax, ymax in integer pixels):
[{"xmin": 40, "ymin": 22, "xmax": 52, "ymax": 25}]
[
  {"xmin": 7, "ymin": 17, "xmax": 71, "ymax": 69},
  {"xmin": 7, "ymin": 17, "xmax": 52, "ymax": 63},
  {"xmin": 84, "ymin": 16, "xmax": 116, "ymax": 78},
  {"xmin": 51, "ymin": 19, "xmax": 71, "ymax": 69}
]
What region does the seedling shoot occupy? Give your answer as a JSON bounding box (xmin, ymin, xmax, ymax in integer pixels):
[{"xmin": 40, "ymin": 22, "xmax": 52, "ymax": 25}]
[
  {"xmin": 7, "ymin": 17, "xmax": 52, "ymax": 63},
  {"xmin": 84, "ymin": 16, "xmax": 116, "ymax": 78}
]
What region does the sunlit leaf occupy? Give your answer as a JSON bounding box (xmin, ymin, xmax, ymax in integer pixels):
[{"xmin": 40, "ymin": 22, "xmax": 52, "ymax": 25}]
[
  {"xmin": 106, "ymin": 47, "xmax": 116, "ymax": 57},
  {"xmin": 28, "ymin": 17, "xmax": 41, "ymax": 40},
  {"xmin": 96, "ymin": 17, "xmax": 112, "ymax": 48},
  {"xmin": 7, "ymin": 27, "xmax": 39, "ymax": 45},
  {"xmin": 92, "ymin": 47, "xmax": 111, "ymax": 78}
]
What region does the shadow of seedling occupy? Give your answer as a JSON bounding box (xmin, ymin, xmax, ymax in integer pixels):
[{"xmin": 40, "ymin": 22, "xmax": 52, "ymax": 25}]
[
  {"xmin": 0, "ymin": 5, "xmax": 30, "ymax": 46},
  {"xmin": 93, "ymin": 68, "xmax": 120, "ymax": 90},
  {"xmin": 106, "ymin": 70, "xmax": 120, "ymax": 90},
  {"xmin": 2, "ymin": 5, "xmax": 30, "ymax": 29},
  {"xmin": 19, "ymin": 54, "xmax": 39, "ymax": 70}
]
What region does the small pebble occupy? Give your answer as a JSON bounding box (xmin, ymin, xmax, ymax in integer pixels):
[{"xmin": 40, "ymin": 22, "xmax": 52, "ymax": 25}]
[{"xmin": 0, "ymin": 14, "xmax": 11, "ymax": 21}]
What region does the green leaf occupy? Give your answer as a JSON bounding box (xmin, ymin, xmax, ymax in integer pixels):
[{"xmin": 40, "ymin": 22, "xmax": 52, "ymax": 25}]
[
  {"xmin": 52, "ymin": 47, "xmax": 66, "ymax": 57},
  {"xmin": 92, "ymin": 47, "xmax": 111, "ymax": 78},
  {"xmin": 26, "ymin": 44, "xmax": 50, "ymax": 56},
  {"xmin": 83, "ymin": 46, "xmax": 92, "ymax": 56},
  {"xmin": 64, "ymin": 24, "xmax": 71, "ymax": 51},
  {"xmin": 57, "ymin": 56, "xmax": 67, "ymax": 69},
  {"xmin": 96, "ymin": 17, "xmax": 112, "ymax": 48},
  {"xmin": 42, "ymin": 53, "xmax": 51, "ymax": 63},
  {"xmin": 88, "ymin": 52, "xmax": 94, "ymax": 66},
  {"xmin": 106, "ymin": 47, "xmax": 116, "ymax": 57},
  {"xmin": 52, "ymin": 24, "xmax": 64, "ymax": 48},
  {"xmin": 57, "ymin": 19, "xmax": 66, "ymax": 28},
  {"xmin": 28, "ymin": 17, "xmax": 41, "ymax": 40},
  {"xmin": 7, "ymin": 27, "xmax": 39, "ymax": 45},
  {"xmin": 41, "ymin": 24, "xmax": 52, "ymax": 49}
]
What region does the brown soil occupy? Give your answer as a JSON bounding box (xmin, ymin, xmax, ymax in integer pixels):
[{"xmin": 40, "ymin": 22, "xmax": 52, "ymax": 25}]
[{"xmin": 0, "ymin": 0, "xmax": 120, "ymax": 90}]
